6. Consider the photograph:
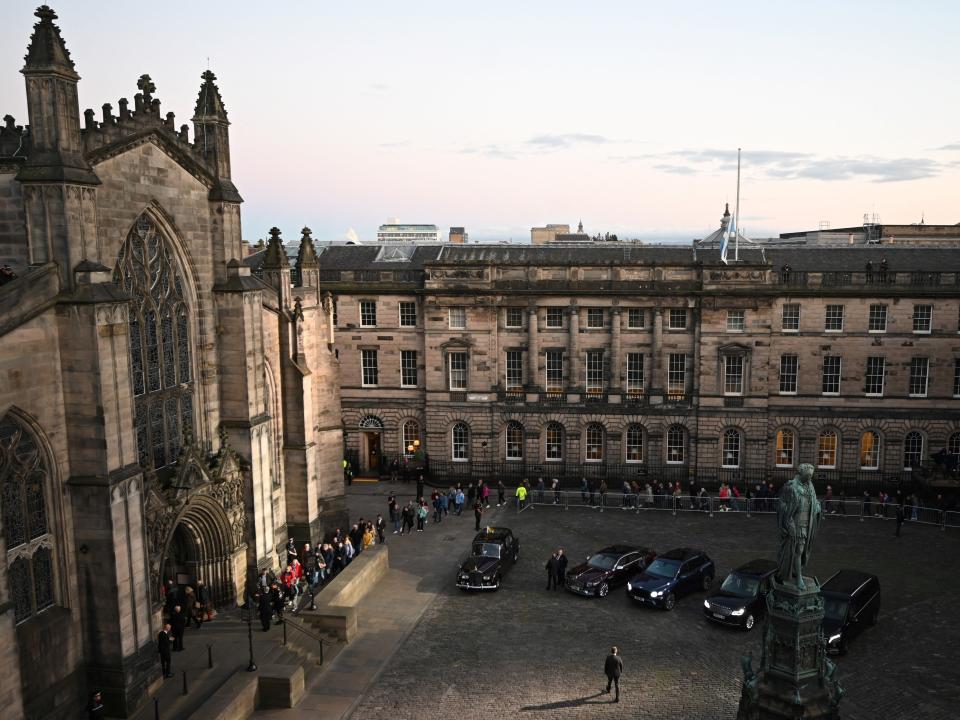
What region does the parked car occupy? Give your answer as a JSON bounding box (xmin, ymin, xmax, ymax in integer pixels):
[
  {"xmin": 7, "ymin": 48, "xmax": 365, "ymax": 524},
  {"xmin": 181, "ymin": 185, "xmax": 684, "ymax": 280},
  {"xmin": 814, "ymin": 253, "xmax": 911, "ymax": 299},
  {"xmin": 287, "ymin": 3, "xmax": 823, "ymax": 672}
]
[
  {"xmin": 565, "ymin": 545, "xmax": 656, "ymax": 597},
  {"xmin": 703, "ymin": 559, "xmax": 777, "ymax": 630},
  {"xmin": 456, "ymin": 527, "xmax": 519, "ymax": 591},
  {"xmin": 627, "ymin": 547, "xmax": 715, "ymax": 610},
  {"xmin": 820, "ymin": 569, "xmax": 881, "ymax": 654}
]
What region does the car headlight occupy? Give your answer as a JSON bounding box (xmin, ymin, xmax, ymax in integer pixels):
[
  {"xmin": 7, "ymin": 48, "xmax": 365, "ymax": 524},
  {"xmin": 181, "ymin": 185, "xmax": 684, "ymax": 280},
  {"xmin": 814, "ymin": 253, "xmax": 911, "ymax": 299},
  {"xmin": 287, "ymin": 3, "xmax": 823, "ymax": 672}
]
[
  {"xmin": 703, "ymin": 600, "xmax": 711, "ymax": 609},
  {"xmin": 650, "ymin": 590, "xmax": 661, "ymax": 597},
  {"xmin": 627, "ymin": 582, "xmax": 632, "ymax": 591},
  {"xmin": 731, "ymin": 608, "xmax": 745, "ymax": 616},
  {"xmin": 828, "ymin": 633, "xmax": 841, "ymax": 644},
  {"xmin": 482, "ymin": 575, "xmax": 491, "ymax": 581},
  {"xmin": 586, "ymin": 580, "xmax": 599, "ymax": 587}
]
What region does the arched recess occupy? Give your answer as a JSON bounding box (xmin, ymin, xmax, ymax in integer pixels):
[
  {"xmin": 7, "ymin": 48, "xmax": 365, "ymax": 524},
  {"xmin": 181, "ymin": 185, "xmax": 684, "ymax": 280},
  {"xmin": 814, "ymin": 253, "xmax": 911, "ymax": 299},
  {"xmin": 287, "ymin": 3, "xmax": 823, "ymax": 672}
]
[{"xmin": 263, "ymin": 359, "xmax": 283, "ymax": 487}]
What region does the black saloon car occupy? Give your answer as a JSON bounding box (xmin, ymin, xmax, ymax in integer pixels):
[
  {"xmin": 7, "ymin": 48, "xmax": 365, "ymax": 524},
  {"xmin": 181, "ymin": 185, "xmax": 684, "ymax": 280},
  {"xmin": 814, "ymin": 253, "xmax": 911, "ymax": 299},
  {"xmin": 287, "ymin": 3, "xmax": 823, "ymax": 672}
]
[
  {"xmin": 703, "ymin": 559, "xmax": 777, "ymax": 630},
  {"xmin": 565, "ymin": 545, "xmax": 656, "ymax": 597},
  {"xmin": 456, "ymin": 527, "xmax": 520, "ymax": 591},
  {"xmin": 820, "ymin": 569, "xmax": 881, "ymax": 655},
  {"xmin": 627, "ymin": 548, "xmax": 715, "ymax": 610}
]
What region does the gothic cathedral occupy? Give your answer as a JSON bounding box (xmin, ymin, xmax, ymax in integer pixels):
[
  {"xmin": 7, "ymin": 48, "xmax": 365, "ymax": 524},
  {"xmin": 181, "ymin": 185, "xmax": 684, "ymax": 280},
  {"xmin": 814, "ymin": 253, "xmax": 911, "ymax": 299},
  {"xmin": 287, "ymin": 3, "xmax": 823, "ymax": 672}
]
[{"xmin": 0, "ymin": 7, "xmax": 347, "ymax": 717}]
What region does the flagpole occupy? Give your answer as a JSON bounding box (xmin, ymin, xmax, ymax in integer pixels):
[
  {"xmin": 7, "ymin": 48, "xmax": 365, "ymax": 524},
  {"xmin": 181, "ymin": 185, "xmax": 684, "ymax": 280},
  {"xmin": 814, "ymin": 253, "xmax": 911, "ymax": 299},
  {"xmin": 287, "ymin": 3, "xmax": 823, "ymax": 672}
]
[{"xmin": 734, "ymin": 147, "xmax": 741, "ymax": 262}]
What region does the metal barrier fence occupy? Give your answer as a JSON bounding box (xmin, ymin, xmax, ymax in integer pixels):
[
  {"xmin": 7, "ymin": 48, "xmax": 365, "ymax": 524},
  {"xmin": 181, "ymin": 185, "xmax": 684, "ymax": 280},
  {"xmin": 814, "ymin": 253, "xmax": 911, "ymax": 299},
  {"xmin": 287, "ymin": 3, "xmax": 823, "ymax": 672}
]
[{"xmin": 515, "ymin": 491, "xmax": 957, "ymax": 530}]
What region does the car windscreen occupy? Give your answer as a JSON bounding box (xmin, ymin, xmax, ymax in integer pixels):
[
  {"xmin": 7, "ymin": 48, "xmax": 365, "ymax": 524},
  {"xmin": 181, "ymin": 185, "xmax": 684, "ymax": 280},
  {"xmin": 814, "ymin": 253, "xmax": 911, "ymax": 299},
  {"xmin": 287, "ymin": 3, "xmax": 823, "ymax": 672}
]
[
  {"xmin": 587, "ymin": 554, "xmax": 619, "ymax": 570},
  {"xmin": 823, "ymin": 597, "xmax": 848, "ymax": 620},
  {"xmin": 645, "ymin": 559, "xmax": 680, "ymax": 578},
  {"xmin": 472, "ymin": 543, "xmax": 500, "ymax": 559},
  {"xmin": 720, "ymin": 574, "xmax": 760, "ymax": 598}
]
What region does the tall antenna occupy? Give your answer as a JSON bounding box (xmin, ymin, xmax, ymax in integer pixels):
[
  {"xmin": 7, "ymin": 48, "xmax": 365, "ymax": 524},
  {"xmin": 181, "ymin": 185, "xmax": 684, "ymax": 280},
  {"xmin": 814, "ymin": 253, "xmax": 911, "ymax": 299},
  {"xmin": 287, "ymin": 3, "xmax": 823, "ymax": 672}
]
[{"xmin": 734, "ymin": 148, "xmax": 741, "ymax": 261}]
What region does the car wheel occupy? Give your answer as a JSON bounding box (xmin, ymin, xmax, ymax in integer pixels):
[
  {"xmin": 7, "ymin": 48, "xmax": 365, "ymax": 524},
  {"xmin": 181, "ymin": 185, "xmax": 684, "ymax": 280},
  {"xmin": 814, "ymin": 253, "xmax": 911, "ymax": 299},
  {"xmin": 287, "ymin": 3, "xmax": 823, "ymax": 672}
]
[
  {"xmin": 598, "ymin": 583, "xmax": 609, "ymax": 598},
  {"xmin": 744, "ymin": 614, "xmax": 755, "ymax": 631},
  {"xmin": 664, "ymin": 593, "xmax": 676, "ymax": 611},
  {"xmin": 701, "ymin": 575, "xmax": 713, "ymax": 591}
]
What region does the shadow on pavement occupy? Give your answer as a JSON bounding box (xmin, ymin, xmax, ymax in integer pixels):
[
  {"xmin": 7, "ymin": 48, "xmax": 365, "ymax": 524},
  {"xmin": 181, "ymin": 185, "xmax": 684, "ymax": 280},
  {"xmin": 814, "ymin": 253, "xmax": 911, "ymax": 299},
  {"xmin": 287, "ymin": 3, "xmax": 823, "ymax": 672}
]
[{"xmin": 520, "ymin": 691, "xmax": 610, "ymax": 710}]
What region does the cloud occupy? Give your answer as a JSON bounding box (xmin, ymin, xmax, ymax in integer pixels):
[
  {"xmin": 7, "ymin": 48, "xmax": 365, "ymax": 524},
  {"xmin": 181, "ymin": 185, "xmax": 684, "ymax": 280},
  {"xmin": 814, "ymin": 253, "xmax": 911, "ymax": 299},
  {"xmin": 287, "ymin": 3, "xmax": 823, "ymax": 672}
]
[
  {"xmin": 378, "ymin": 141, "xmax": 408, "ymax": 149},
  {"xmin": 644, "ymin": 147, "xmax": 945, "ymax": 183},
  {"xmin": 526, "ymin": 133, "xmax": 611, "ymax": 149},
  {"xmin": 936, "ymin": 142, "xmax": 960, "ymax": 151},
  {"xmin": 460, "ymin": 143, "xmax": 518, "ymax": 160}
]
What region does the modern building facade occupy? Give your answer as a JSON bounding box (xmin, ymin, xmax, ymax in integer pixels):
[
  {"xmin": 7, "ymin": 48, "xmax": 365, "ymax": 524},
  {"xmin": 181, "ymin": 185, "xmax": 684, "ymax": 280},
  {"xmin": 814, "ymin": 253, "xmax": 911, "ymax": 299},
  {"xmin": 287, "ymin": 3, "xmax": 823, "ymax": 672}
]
[
  {"xmin": 0, "ymin": 8, "xmax": 345, "ymax": 717},
  {"xmin": 376, "ymin": 221, "xmax": 441, "ymax": 244},
  {"xmin": 314, "ymin": 230, "xmax": 960, "ymax": 492}
]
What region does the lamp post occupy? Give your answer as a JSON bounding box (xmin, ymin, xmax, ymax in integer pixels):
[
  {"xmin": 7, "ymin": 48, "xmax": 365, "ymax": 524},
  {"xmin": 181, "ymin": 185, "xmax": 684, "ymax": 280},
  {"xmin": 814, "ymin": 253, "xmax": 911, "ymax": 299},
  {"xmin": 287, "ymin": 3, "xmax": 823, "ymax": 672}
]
[{"xmin": 244, "ymin": 593, "xmax": 257, "ymax": 672}]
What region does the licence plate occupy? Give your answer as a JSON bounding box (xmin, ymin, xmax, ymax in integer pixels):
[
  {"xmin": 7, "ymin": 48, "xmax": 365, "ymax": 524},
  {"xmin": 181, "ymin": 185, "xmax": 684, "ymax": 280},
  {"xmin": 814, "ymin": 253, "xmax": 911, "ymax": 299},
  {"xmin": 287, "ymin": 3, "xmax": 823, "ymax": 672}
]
[{"xmin": 713, "ymin": 613, "xmax": 726, "ymax": 620}]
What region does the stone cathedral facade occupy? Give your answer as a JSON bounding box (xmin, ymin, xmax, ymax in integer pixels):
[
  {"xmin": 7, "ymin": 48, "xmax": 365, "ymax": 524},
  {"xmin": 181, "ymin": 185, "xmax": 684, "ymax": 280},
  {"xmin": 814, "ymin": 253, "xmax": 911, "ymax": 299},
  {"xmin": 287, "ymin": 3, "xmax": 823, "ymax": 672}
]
[{"xmin": 0, "ymin": 7, "xmax": 346, "ymax": 718}]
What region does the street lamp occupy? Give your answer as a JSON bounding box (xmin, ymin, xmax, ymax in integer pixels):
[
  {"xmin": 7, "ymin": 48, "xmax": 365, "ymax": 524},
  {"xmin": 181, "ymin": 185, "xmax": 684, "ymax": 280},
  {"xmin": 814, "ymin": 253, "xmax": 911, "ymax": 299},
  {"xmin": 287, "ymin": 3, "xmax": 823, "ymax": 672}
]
[{"xmin": 242, "ymin": 592, "xmax": 257, "ymax": 672}]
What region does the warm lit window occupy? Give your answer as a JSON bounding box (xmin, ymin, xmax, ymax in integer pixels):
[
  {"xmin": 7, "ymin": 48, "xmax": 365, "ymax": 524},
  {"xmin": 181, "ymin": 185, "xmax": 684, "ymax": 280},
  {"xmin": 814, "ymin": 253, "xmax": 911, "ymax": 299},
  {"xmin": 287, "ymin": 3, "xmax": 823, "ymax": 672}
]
[
  {"xmin": 908, "ymin": 357, "xmax": 929, "ymax": 397},
  {"xmin": 451, "ymin": 423, "xmax": 469, "ymax": 461},
  {"xmin": 859, "ymin": 431, "xmax": 880, "ymax": 470},
  {"xmin": 585, "ymin": 350, "xmax": 604, "ymax": 394},
  {"xmin": 667, "ymin": 425, "xmax": 685, "ymax": 464},
  {"xmin": 817, "ymin": 430, "xmax": 838, "ymax": 468},
  {"xmin": 627, "ymin": 308, "xmax": 645, "ymax": 329},
  {"xmin": 822, "ymin": 356, "xmax": 841, "ymax": 395},
  {"xmin": 781, "ymin": 304, "xmax": 800, "ymax": 332},
  {"xmin": 779, "ymin": 355, "xmax": 798, "ymax": 394},
  {"xmin": 361, "ymin": 349, "xmax": 379, "ymax": 387},
  {"xmin": 775, "ymin": 429, "xmax": 795, "ymax": 467},
  {"xmin": 505, "ymin": 422, "xmax": 524, "ymax": 460},
  {"xmin": 545, "ymin": 423, "xmax": 563, "ymax": 461},
  {"xmin": 505, "ymin": 350, "xmax": 523, "ymax": 391},
  {"xmin": 585, "ymin": 424, "xmax": 604, "ymax": 461},
  {"xmin": 903, "ymin": 431, "xmax": 924, "ymax": 469},
  {"xmin": 825, "ymin": 304, "xmax": 844, "ymax": 332},
  {"xmin": 668, "ymin": 308, "xmax": 687, "ymax": 330},
  {"xmin": 625, "ymin": 425, "xmax": 644, "ymax": 463},
  {"xmin": 505, "ymin": 308, "xmax": 523, "ymax": 328},
  {"xmin": 449, "ymin": 307, "xmax": 466, "ymax": 329},
  {"xmin": 398, "ymin": 301, "xmax": 417, "ymax": 327},
  {"xmin": 546, "ymin": 308, "xmax": 564, "ymax": 328},
  {"xmin": 868, "ymin": 304, "xmax": 887, "ymax": 333},
  {"xmin": 912, "ymin": 305, "xmax": 932, "ymax": 334},
  {"xmin": 724, "ymin": 355, "xmax": 744, "ymax": 395},
  {"xmin": 402, "ymin": 420, "xmax": 420, "ymax": 456},
  {"xmin": 586, "ymin": 308, "xmax": 604, "ymax": 329},
  {"xmin": 721, "ymin": 429, "xmax": 741, "ymax": 468},
  {"xmin": 727, "ymin": 310, "xmax": 745, "ymax": 332},
  {"xmin": 545, "ymin": 350, "xmax": 564, "ymax": 392},
  {"xmin": 864, "ymin": 356, "xmax": 885, "ymax": 396},
  {"xmin": 400, "ymin": 350, "xmax": 417, "ymax": 387},
  {"xmin": 360, "ymin": 300, "xmax": 377, "ymax": 327},
  {"xmin": 448, "ymin": 352, "xmax": 467, "ymax": 390},
  {"xmin": 668, "ymin": 353, "xmax": 686, "ymax": 397},
  {"xmin": 626, "ymin": 353, "xmax": 644, "ymax": 394}
]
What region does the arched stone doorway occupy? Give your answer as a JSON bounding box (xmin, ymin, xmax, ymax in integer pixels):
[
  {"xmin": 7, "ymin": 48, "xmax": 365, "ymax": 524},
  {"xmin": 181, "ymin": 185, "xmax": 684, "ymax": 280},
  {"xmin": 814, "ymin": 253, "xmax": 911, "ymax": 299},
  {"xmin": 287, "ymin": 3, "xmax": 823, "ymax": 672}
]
[{"xmin": 358, "ymin": 415, "xmax": 384, "ymax": 474}]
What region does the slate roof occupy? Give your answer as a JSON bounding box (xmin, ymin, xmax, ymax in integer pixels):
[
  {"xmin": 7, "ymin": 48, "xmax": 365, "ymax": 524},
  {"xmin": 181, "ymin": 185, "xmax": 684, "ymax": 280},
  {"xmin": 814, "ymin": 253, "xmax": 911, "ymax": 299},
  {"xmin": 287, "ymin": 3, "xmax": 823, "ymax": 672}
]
[
  {"xmin": 435, "ymin": 245, "xmax": 695, "ymax": 265},
  {"xmin": 317, "ymin": 245, "xmax": 444, "ymax": 270},
  {"xmin": 764, "ymin": 246, "xmax": 960, "ymax": 272}
]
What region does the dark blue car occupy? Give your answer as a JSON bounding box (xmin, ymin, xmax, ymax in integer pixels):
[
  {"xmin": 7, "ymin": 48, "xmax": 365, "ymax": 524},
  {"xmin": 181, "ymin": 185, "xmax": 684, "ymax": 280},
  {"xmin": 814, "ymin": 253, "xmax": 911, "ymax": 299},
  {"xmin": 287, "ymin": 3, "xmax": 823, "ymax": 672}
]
[{"xmin": 626, "ymin": 548, "xmax": 715, "ymax": 611}]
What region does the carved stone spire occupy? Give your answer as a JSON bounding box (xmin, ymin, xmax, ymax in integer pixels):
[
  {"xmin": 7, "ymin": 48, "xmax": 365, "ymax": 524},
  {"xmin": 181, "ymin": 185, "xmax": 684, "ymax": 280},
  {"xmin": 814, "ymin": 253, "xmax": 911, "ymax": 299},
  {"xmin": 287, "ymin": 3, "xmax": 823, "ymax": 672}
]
[
  {"xmin": 192, "ymin": 69, "xmax": 240, "ymax": 202},
  {"xmin": 194, "ymin": 70, "xmax": 228, "ymax": 121},
  {"xmin": 23, "ymin": 5, "xmax": 76, "ymax": 78},
  {"xmin": 296, "ymin": 227, "xmax": 319, "ymax": 269},
  {"xmin": 262, "ymin": 227, "xmax": 290, "ymax": 269}
]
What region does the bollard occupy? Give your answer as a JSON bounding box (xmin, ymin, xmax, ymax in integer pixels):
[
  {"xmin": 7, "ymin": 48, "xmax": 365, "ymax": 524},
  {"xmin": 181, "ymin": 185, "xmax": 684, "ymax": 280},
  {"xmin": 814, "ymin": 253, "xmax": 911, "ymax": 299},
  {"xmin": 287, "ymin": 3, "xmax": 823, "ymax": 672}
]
[
  {"xmin": 182, "ymin": 670, "xmax": 188, "ymax": 696},
  {"xmin": 154, "ymin": 697, "xmax": 159, "ymax": 720},
  {"xmin": 207, "ymin": 643, "xmax": 213, "ymax": 669}
]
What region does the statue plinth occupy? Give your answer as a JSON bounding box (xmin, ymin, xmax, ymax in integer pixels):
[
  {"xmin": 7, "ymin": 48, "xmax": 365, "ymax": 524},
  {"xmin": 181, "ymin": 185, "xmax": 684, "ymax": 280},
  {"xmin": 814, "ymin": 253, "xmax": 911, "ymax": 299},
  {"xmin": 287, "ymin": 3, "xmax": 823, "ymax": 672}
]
[{"xmin": 737, "ymin": 578, "xmax": 843, "ymax": 719}]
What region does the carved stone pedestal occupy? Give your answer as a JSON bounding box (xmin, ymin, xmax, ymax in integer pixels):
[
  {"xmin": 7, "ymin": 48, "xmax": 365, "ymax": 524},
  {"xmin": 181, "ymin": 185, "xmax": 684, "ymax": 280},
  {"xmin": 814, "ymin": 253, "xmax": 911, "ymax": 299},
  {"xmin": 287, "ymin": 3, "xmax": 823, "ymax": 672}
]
[{"xmin": 737, "ymin": 577, "xmax": 843, "ymax": 719}]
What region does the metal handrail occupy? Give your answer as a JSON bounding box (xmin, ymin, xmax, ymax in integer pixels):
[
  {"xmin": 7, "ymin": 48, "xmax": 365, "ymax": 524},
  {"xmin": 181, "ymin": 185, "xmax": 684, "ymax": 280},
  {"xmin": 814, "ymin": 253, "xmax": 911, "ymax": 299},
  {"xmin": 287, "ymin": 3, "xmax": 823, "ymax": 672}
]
[{"xmin": 282, "ymin": 616, "xmax": 325, "ymax": 665}]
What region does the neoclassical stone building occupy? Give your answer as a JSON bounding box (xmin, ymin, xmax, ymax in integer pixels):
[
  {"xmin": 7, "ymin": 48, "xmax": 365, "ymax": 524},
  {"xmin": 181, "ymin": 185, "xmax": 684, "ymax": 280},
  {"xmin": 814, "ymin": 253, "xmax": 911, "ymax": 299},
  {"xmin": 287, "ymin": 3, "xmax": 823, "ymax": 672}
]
[
  {"xmin": 0, "ymin": 7, "xmax": 345, "ymax": 718},
  {"xmin": 312, "ymin": 227, "xmax": 960, "ymax": 490}
]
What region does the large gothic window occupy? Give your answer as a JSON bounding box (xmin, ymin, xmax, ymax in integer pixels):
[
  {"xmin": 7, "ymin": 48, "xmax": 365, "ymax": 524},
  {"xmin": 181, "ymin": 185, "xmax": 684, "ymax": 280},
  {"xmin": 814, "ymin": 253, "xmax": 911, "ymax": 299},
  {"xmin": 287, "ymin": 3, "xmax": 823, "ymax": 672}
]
[
  {"xmin": 0, "ymin": 414, "xmax": 57, "ymax": 624},
  {"xmin": 114, "ymin": 214, "xmax": 194, "ymax": 470}
]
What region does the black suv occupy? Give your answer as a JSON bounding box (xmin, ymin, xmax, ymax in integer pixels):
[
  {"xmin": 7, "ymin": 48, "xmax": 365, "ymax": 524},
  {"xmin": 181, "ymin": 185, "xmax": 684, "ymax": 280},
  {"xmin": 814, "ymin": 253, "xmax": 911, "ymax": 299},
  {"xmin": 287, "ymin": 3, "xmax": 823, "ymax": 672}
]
[
  {"xmin": 703, "ymin": 559, "xmax": 777, "ymax": 631},
  {"xmin": 456, "ymin": 527, "xmax": 519, "ymax": 591},
  {"xmin": 627, "ymin": 548, "xmax": 715, "ymax": 610},
  {"xmin": 820, "ymin": 569, "xmax": 881, "ymax": 654},
  {"xmin": 565, "ymin": 545, "xmax": 656, "ymax": 598}
]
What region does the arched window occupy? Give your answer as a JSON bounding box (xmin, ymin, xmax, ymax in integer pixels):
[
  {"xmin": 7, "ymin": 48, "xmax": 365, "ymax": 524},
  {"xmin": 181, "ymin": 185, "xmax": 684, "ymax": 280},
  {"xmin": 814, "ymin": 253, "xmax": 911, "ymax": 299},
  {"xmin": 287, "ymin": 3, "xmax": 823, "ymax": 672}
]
[
  {"xmin": 505, "ymin": 422, "xmax": 524, "ymax": 460},
  {"xmin": 667, "ymin": 425, "xmax": 685, "ymax": 464},
  {"xmin": 114, "ymin": 214, "xmax": 194, "ymax": 470},
  {"xmin": 859, "ymin": 431, "xmax": 880, "ymax": 470},
  {"xmin": 585, "ymin": 424, "xmax": 604, "ymax": 461},
  {"xmin": 0, "ymin": 414, "xmax": 57, "ymax": 624},
  {"xmin": 264, "ymin": 366, "xmax": 282, "ymax": 487},
  {"xmin": 722, "ymin": 429, "xmax": 741, "ymax": 468},
  {"xmin": 775, "ymin": 429, "xmax": 795, "ymax": 467},
  {"xmin": 545, "ymin": 423, "xmax": 563, "ymax": 461},
  {"xmin": 948, "ymin": 432, "xmax": 960, "ymax": 461},
  {"xmin": 451, "ymin": 423, "xmax": 469, "ymax": 461},
  {"xmin": 402, "ymin": 420, "xmax": 420, "ymax": 456},
  {"xmin": 625, "ymin": 425, "xmax": 644, "ymax": 463},
  {"xmin": 903, "ymin": 431, "xmax": 924, "ymax": 470},
  {"xmin": 817, "ymin": 430, "xmax": 838, "ymax": 469}
]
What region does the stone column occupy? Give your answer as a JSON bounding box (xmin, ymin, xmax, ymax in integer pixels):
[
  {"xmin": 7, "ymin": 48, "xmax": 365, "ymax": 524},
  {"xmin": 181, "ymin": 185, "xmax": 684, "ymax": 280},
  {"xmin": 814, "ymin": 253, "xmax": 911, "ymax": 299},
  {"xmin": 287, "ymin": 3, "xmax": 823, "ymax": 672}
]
[
  {"xmin": 610, "ymin": 307, "xmax": 622, "ymax": 391},
  {"xmin": 527, "ymin": 305, "xmax": 539, "ymax": 390},
  {"xmin": 568, "ymin": 303, "xmax": 580, "ymax": 391},
  {"xmin": 650, "ymin": 307, "xmax": 662, "ymax": 392}
]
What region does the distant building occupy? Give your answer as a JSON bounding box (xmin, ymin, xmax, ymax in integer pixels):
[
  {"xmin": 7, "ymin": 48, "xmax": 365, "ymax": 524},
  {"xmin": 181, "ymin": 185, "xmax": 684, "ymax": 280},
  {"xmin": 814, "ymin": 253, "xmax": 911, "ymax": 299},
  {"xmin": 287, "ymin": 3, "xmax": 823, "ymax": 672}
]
[
  {"xmin": 377, "ymin": 221, "xmax": 441, "ymax": 243},
  {"xmin": 531, "ymin": 223, "xmax": 570, "ymax": 245},
  {"xmin": 777, "ymin": 221, "xmax": 960, "ymax": 247},
  {"xmin": 449, "ymin": 226, "xmax": 467, "ymax": 244}
]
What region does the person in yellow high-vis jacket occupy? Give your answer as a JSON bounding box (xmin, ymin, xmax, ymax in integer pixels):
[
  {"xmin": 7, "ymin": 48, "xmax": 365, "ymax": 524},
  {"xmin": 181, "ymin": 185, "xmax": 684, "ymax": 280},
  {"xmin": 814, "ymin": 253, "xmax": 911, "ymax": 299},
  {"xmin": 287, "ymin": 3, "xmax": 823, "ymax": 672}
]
[{"xmin": 515, "ymin": 484, "xmax": 528, "ymax": 510}]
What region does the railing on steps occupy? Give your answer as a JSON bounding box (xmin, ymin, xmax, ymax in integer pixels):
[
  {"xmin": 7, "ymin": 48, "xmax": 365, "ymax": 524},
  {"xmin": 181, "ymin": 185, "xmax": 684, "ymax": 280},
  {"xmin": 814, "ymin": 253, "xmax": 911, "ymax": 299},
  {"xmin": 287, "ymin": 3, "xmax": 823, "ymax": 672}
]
[{"xmin": 282, "ymin": 617, "xmax": 325, "ymax": 665}]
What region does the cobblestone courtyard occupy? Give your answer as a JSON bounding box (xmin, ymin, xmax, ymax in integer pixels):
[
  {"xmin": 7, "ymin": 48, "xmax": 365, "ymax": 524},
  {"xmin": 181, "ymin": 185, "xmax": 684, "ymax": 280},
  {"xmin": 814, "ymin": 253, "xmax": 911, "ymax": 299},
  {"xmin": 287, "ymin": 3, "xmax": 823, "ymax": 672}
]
[{"xmin": 351, "ymin": 495, "xmax": 960, "ymax": 720}]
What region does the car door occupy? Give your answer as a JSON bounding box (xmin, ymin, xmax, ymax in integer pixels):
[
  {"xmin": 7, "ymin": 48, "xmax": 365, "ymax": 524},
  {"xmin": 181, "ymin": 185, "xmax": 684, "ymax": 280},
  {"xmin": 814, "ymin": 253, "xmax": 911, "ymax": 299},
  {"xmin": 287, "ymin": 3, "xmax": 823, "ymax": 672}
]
[
  {"xmin": 677, "ymin": 559, "xmax": 697, "ymax": 594},
  {"xmin": 847, "ymin": 593, "xmax": 863, "ymax": 638},
  {"xmin": 614, "ymin": 552, "xmax": 640, "ymax": 585}
]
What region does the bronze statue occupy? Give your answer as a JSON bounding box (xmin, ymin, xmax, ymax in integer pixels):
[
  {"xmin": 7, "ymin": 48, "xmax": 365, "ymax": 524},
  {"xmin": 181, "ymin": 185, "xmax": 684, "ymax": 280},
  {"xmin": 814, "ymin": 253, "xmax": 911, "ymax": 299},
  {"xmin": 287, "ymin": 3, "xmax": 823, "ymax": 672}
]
[{"xmin": 775, "ymin": 463, "xmax": 822, "ymax": 590}]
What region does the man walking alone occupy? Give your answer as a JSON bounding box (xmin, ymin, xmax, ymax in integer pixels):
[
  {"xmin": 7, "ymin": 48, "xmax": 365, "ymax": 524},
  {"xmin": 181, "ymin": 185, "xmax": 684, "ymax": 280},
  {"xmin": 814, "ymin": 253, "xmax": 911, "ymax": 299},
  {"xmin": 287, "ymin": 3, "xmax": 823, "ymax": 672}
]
[
  {"xmin": 604, "ymin": 646, "xmax": 623, "ymax": 702},
  {"xmin": 545, "ymin": 551, "xmax": 559, "ymax": 590}
]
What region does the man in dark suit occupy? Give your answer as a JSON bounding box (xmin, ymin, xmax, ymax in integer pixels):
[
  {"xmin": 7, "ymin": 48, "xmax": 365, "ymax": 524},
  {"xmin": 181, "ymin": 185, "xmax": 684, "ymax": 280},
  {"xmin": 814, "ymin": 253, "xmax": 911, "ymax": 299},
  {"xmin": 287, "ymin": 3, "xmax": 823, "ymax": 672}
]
[
  {"xmin": 169, "ymin": 605, "xmax": 186, "ymax": 651},
  {"xmin": 157, "ymin": 623, "xmax": 173, "ymax": 678},
  {"xmin": 604, "ymin": 646, "xmax": 623, "ymax": 702},
  {"xmin": 545, "ymin": 551, "xmax": 559, "ymax": 590},
  {"xmin": 555, "ymin": 548, "xmax": 568, "ymax": 590}
]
